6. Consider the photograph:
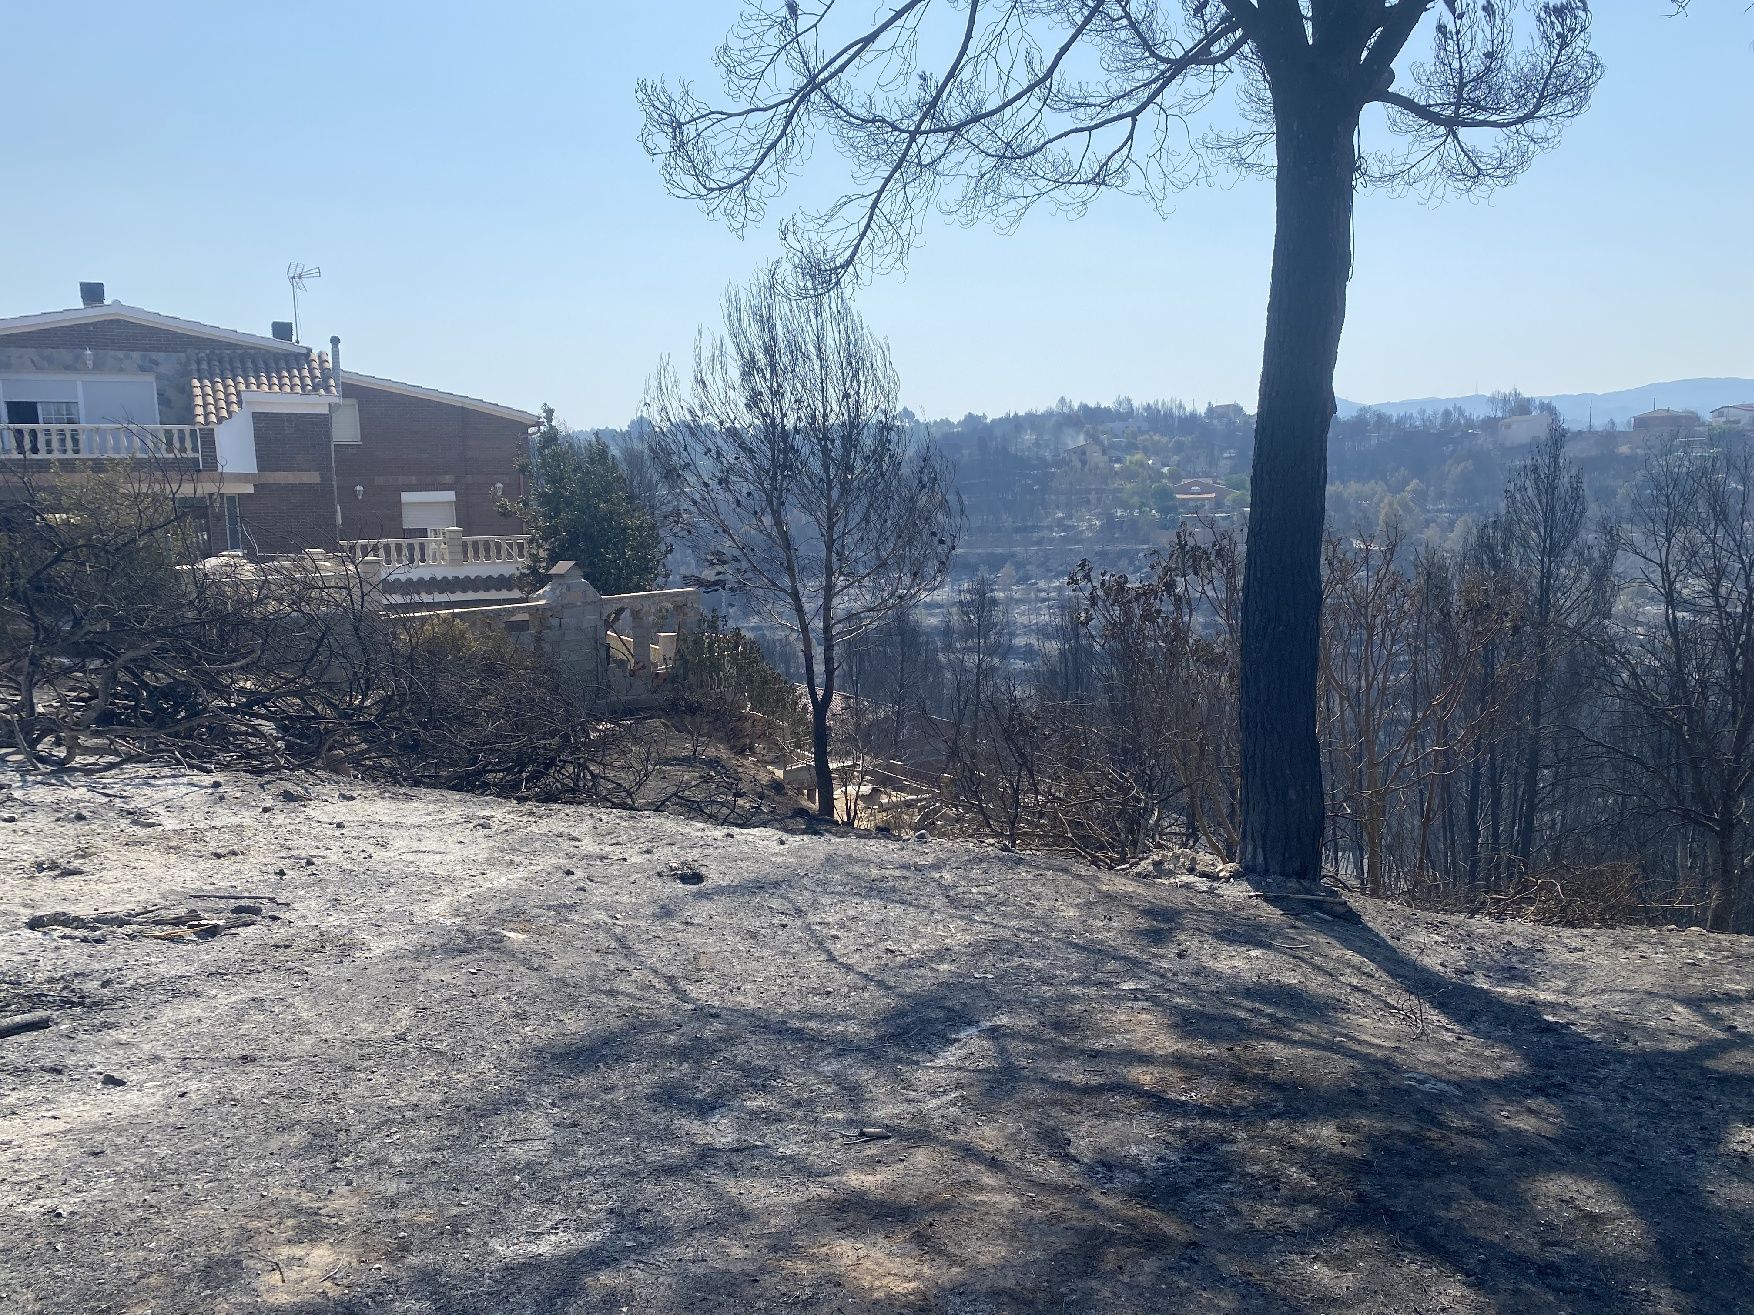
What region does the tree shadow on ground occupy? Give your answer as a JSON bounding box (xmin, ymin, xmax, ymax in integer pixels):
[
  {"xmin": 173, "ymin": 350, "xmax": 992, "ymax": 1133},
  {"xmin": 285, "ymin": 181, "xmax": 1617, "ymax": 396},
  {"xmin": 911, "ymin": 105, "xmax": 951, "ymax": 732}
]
[
  {"xmin": 1304, "ymin": 911, "xmax": 1754, "ymax": 1309},
  {"xmin": 268, "ymin": 874, "xmax": 1752, "ymax": 1315}
]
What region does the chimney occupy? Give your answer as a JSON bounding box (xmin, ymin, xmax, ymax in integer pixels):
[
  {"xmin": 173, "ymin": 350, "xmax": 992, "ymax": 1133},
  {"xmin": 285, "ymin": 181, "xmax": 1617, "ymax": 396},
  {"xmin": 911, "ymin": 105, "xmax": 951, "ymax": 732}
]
[
  {"xmin": 79, "ymin": 281, "xmax": 106, "ymax": 308},
  {"xmin": 270, "ymin": 321, "xmax": 295, "ymax": 342},
  {"xmin": 330, "ymin": 335, "xmax": 343, "ymax": 397}
]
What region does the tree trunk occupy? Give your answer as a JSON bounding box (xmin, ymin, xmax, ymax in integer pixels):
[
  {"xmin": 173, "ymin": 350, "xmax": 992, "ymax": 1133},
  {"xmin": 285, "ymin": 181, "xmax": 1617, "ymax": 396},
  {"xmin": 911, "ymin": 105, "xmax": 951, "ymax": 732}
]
[
  {"xmin": 1238, "ymin": 94, "xmax": 1357, "ymax": 890},
  {"xmin": 797, "ymin": 617, "xmax": 836, "ymax": 821},
  {"xmin": 813, "ymin": 628, "xmax": 838, "ymax": 821},
  {"xmin": 1514, "ymin": 661, "xmax": 1548, "ymax": 868},
  {"xmin": 1708, "ymin": 824, "xmax": 1737, "ymax": 933},
  {"xmin": 810, "ymin": 694, "xmax": 834, "ymax": 819},
  {"xmin": 1465, "ymin": 640, "xmax": 1494, "ymax": 892},
  {"xmin": 1487, "ymin": 741, "xmax": 1504, "ymax": 888}
]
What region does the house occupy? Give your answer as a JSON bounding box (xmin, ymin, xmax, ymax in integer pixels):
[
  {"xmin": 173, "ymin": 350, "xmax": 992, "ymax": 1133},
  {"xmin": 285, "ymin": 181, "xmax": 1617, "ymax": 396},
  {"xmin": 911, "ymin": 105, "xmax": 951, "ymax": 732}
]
[
  {"xmin": 1172, "ymin": 477, "xmax": 1231, "ymax": 503},
  {"xmin": 1709, "ymin": 403, "xmax": 1754, "ymax": 429},
  {"xmin": 0, "ymin": 283, "xmax": 536, "ymax": 563},
  {"xmin": 1492, "ymin": 413, "xmax": 1552, "ymax": 446},
  {"xmin": 1064, "ymin": 434, "xmax": 1109, "ymax": 470},
  {"xmin": 1207, "ymin": 403, "xmax": 1249, "ymax": 424},
  {"xmin": 1631, "ymin": 408, "xmax": 1701, "ymax": 431}
]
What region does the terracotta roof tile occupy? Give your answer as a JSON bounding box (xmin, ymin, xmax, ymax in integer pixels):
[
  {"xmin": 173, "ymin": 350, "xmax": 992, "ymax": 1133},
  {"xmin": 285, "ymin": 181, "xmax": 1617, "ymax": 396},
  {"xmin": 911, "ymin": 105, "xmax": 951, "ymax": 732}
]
[{"xmin": 191, "ymin": 349, "xmax": 335, "ymax": 425}]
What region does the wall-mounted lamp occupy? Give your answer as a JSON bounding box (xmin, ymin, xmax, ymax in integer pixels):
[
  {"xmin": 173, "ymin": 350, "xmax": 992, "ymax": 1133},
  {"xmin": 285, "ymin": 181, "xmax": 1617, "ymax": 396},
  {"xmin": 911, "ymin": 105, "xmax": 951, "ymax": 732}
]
[
  {"xmin": 353, "ymin": 484, "xmax": 365, "ymax": 501},
  {"xmin": 81, "ymin": 347, "xmax": 95, "ymax": 369},
  {"xmin": 492, "ymin": 481, "xmax": 505, "ymax": 498}
]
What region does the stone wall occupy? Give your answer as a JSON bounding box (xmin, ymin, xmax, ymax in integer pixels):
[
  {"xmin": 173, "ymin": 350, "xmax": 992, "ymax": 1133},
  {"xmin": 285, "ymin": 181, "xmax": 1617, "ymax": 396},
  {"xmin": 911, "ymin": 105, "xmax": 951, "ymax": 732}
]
[
  {"xmin": 399, "ymin": 562, "xmax": 701, "ymax": 709},
  {"xmin": 0, "ymin": 343, "xmax": 198, "ymax": 426}
]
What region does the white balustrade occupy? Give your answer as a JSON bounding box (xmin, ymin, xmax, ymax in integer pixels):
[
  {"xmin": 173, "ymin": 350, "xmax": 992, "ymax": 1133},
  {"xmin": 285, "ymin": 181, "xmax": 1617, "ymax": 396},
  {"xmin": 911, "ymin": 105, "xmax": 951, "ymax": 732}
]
[
  {"xmin": 2, "ymin": 424, "xmax": 204, "ymax": 462},
  {"xmin": 457, "ymin": 535, "xmax": 530, "ymax": 564},
  {"xmin": 339, "ymin": 534, "xmax": 530, "ymax": 570}
]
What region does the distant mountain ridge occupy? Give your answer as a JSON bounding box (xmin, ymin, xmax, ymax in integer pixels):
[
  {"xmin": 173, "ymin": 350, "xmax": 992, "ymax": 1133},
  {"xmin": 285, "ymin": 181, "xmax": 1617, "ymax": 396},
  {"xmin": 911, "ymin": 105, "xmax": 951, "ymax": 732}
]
[{"xmin": 1336, "ymin": 378, "xmax": 1754, "ymax": 428}]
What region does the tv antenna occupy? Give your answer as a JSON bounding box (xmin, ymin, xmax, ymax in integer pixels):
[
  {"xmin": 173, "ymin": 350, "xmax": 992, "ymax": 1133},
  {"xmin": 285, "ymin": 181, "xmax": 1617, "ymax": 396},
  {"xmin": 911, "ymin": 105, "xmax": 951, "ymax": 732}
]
[{"xmin": 286, "ymin": 262, "xmax": 322, "ymax": 342}]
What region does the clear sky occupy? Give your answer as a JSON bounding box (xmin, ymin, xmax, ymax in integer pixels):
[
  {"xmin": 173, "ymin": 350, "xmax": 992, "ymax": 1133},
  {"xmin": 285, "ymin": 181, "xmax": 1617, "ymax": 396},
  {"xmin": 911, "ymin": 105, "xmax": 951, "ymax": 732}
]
[{"xmin": 1, "ymin": 3, "xmax": 1748, "ymax": 427}]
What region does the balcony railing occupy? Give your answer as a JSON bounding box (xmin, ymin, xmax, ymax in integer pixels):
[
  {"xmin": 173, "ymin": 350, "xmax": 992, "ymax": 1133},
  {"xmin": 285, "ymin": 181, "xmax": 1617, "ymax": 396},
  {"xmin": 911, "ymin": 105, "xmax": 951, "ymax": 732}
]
[
  {"xmin": 3, "ymin": 424, "xmax": 204, "ymax": 463},
  {"xmin": 454, "ymin": 534, "xmax": 530, "ymax": 565},
  {"xmin": 340, "ymin": 533, "xmax": 531, "ymax": 569}
]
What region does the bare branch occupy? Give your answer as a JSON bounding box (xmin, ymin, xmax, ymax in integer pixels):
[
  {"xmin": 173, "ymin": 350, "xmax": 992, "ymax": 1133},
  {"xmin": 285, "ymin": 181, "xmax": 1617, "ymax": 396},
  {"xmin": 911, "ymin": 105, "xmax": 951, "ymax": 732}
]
[{"xmin": 641, "ymin": 0, "xmax": 1605, "ymax": 281}]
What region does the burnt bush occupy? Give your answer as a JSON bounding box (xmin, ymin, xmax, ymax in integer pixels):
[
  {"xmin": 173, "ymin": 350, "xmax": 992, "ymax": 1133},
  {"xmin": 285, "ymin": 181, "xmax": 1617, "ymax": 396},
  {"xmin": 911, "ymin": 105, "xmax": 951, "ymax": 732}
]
[
  {"xmin": 668, "ymin": 612, "xmax": 808, "ymax": 754},
  {"xmin": 1, "ymin": 463, "xmax": 611, "ymax": 799}
]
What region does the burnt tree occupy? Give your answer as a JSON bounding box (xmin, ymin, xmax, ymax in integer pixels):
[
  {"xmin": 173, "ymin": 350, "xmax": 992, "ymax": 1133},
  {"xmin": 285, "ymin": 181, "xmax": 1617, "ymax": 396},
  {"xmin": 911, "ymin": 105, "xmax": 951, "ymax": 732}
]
[
  {"xmin": 1593, "ymin": 440, "xmax": 1754, "ymax": 932},
  {"xmin": 640, "ymin": 0, "xmax": 1603, "ymax": 891},
  {"xmin": 647, "ymin": 264, "xmax": 959, "ymax": 817}
]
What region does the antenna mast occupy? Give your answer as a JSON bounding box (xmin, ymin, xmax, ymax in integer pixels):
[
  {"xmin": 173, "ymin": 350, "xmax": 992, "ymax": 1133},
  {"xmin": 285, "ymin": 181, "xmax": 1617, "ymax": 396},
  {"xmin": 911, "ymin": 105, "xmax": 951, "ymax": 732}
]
[{"xmin": 286, "ymin": 262, "xmax": 322, "ymax": 342}]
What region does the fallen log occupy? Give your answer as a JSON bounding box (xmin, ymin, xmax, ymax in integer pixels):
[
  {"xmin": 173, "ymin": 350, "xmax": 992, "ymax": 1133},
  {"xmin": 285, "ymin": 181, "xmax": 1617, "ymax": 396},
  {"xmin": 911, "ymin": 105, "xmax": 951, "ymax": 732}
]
[{"xmin": 0, "ymin": 1012, "xmax": 54, "ymax": 1040}]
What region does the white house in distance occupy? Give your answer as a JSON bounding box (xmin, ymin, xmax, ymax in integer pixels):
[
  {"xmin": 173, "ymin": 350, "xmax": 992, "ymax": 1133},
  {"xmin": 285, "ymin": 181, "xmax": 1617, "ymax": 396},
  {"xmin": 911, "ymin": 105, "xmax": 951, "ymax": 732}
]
[
  {"xmin": 1172, "ymin": 477, "xmax": 1232, "ymax": 505},
  {"xmin": 1709, "ymin": 403, "xmax": 1754, "ymax": 429},
  {"xmin": 1492, "ymin": 413, "xmax": 1552, "ymax": 446}
]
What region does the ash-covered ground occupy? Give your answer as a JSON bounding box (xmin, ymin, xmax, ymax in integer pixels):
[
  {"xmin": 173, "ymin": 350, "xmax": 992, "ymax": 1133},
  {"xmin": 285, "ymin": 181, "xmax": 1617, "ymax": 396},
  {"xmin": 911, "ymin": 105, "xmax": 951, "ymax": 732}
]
[{"xmin": 2, "ymin": 769, "xmax": 1750, "ymax": 1314}]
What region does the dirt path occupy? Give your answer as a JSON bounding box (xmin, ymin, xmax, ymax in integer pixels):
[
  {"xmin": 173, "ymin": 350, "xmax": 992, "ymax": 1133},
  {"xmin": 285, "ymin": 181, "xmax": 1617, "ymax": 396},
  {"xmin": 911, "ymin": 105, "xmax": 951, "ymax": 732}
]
[{"xmin": 2, "ymin": 768, "xmax": 1751, "ymax": 1313}]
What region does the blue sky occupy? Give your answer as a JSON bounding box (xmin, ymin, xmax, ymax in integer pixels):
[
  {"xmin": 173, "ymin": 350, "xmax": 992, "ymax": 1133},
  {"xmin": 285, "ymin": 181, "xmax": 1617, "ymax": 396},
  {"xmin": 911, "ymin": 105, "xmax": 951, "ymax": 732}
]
[{"xmin": 1, "ymin": 2, "xmax": 1748, "ymax": 426}]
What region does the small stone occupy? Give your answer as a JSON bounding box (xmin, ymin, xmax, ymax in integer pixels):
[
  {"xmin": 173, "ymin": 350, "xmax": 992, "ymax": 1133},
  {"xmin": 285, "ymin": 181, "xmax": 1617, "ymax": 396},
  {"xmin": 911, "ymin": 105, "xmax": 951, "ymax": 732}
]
[
  {"xmin": 1, "ymin": 814, "xmax": 16, "ymax": 824},
  {"xmin": 664, "ymin": 863, "xmax": 707, "ymax": 886},
  {"xmin": 854, "ymin": 1126, "xmax": 892, "ymax": 1140},
  {"xmin": 99, "ymin": 1074, "xmax": 127, "ymax": 1088},
  {"xmin": 913, "ymin": 830, "xmax": 930, "ymax": 842},
  {"xmin": 1403, "ymin": 1072, "xmax": 1463, "ymax": 1098},
  {"xmin": 71, "ymin": 810, "xmax": 88, "ymax": 822},
  {"xmin": 278, "ymin": 787, "xmax": 311, "ymax": 804}
]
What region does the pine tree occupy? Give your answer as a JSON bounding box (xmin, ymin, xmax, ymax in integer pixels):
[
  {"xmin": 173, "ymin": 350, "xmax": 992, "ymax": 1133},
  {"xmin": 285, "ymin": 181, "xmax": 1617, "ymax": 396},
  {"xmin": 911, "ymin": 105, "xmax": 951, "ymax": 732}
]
[{"xmin": 508, "ymin": 405, "xmax": 664, "ymax": 596}]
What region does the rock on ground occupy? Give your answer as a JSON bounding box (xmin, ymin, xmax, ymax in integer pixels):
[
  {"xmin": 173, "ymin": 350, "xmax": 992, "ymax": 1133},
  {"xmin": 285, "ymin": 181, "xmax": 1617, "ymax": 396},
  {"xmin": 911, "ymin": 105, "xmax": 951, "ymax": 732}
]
[{"xmin": 1, "ymin": 768, "xmax": 1751, "ymax": 1314}]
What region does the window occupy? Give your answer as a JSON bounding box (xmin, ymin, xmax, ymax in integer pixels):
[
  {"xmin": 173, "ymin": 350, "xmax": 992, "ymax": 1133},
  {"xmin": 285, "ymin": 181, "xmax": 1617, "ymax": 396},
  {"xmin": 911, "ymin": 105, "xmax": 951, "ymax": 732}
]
[
  {"xmin": 4, "ymin": 400, "xmax": 78, "ymax": 425},
  {"xmin": 78, "ymin": 378, "xmax": 158, "ymax": 427},
  {"xmin": 5, "ymin": 399, "xmax": 80, "ymax": 454},
  {"xmin": 1, "ymin": 377, "xmax": 160, "ymax": 436},
  {"xmin": 400, "ymin": 491, "xmax": 457, "ymax": 536},
  {"xmin": 223, "ymin": 495, "xmax": 243, "ymax": 552}
]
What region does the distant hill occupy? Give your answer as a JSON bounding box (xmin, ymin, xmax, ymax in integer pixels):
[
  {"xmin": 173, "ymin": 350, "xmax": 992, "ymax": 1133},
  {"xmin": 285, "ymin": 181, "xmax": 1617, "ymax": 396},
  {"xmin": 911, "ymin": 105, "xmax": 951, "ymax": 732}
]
[{"xmin": 1337, "ymin": 378, "xmax": 1754, "ymax": 428}]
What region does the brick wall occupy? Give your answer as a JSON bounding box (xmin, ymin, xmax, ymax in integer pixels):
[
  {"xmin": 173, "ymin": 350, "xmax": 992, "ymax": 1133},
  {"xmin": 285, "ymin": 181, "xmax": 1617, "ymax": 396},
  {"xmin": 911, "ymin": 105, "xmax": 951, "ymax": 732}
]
[
  {"xmin": 334, "ymin": 382, "xmax": 529, "ymax": 541},
  {"xmin": 233, "ymin": 412, "xmax": 338, "ymax": 552}
]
